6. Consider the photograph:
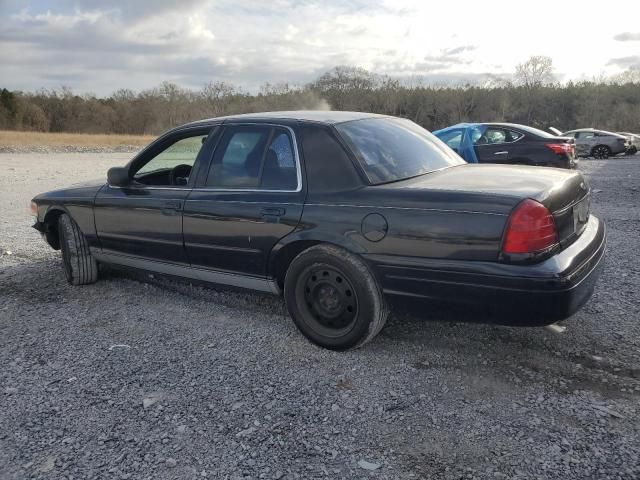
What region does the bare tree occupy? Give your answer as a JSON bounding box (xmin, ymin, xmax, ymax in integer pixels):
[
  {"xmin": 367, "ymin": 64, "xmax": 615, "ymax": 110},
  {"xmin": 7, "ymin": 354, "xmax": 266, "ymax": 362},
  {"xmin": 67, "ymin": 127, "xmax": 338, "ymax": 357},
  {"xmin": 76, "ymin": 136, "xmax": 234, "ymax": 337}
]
[
  {"xmin": 2, "ymin": 64, "xmax": 640, "ymax": 135},
  {"xmin": 515, "ymin": 56, "xmax": 555, "ymax": 88}
]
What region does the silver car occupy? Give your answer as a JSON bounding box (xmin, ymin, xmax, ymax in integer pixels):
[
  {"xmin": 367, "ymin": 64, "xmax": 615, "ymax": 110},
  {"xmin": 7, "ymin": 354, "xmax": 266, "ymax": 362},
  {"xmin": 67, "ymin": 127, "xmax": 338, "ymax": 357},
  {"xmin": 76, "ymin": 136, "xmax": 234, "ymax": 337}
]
[{"xmin": 560, "ymin": 128, "xmax": 629, "ymax": 159}]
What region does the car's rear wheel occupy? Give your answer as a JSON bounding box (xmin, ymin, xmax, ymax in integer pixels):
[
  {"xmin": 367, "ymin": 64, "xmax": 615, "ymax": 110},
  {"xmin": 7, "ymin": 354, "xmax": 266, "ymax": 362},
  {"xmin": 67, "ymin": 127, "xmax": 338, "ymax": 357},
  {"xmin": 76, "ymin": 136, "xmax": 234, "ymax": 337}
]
[
  {"xmin": 58, "ymin": 213, "xmax": 98, "ymax": 285},
  {"xmin": 591, "ymin": 145, "xmax": 611, "ymax": 159},
  {"xmin": 284, "ymin": 244, "xmax": 388, "ymax": 350}
]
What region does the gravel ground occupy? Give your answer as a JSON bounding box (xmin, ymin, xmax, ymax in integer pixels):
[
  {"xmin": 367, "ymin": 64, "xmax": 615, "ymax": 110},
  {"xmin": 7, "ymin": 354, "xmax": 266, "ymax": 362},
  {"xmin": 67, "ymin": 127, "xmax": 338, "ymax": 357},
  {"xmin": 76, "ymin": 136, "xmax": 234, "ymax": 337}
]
[
  {"xmin": 0, "ymin": 146, "xmax": 142, "ymax": 154},
  {"xmin": 1, "ymin": 153, "xmax": 639, "ymax": 480}
]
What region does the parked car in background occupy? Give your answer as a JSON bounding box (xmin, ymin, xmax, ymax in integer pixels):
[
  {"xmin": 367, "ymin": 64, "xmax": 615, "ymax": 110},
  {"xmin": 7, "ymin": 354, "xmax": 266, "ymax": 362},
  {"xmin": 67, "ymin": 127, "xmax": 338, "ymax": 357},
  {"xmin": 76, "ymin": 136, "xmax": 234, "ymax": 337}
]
[
  {"xmin": 557, "ymin": 128, "xmax": 629, "ymax": 159},
  {"xmin": 433, "ymin": 123, "xmax": 576, "ymax": 169},
  {"xmin": 616, "ymin": 132, "xmax": 640, "ymax": 155},
  {"xmin": 31, "ymin": 111, "xmax": 605, "ymax": 350}
]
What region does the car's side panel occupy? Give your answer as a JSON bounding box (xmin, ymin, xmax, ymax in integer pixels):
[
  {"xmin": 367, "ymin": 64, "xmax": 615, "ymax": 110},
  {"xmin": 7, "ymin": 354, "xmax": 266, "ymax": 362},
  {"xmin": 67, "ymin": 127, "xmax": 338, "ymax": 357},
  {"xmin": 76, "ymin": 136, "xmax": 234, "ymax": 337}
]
[
  {"xmin": 296, "ymin": 200, "xmax": 506, "ymax": 262},
  {"xmin": 94, "ymin": 185, "xmax": 191, "ymax": 264},
  {"xmin": 33, "ymin": 184, "xmax": 103, "ymax": 249},
  {"xmin": 507, "ymin": 137, "xmax": 557, "ymax": 167},
  {"xmin": 474, "ymin": 142, "xmax": 513, "ymax": 164},
  {"xmin": 90, "ymin": 250, "xmax": 280, "ymax": 294},
  {"xmin": 183, "ymin": 190, "xmax": 304, "ymax": 276}
]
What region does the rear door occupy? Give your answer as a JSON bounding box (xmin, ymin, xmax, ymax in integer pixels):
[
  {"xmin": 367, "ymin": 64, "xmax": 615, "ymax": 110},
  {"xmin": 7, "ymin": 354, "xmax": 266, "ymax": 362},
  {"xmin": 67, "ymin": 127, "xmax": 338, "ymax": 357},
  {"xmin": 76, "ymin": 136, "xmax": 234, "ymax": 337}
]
[
  {"xmin": 473, "ymin": 127, "xmax": 513, "ymax": 164},
  {"xmin": 575, "ymin": 131, "xmax": 596, "ymax": 157},
  {"xmin": 183, "ymin": 123, "xmax": 304, "ymax": 277}
]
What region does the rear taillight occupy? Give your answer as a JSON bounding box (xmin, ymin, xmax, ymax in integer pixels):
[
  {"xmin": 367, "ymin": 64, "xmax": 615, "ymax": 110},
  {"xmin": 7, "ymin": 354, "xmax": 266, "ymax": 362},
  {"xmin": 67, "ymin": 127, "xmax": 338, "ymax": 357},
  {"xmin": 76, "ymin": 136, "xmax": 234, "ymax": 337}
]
[
  {"xmin": 545, "ymin": 143, "xmax": 574, "ymax": 155},
  {"xmin": 502, "ymin": 199, "xmax": 558, "ymax": 254}
]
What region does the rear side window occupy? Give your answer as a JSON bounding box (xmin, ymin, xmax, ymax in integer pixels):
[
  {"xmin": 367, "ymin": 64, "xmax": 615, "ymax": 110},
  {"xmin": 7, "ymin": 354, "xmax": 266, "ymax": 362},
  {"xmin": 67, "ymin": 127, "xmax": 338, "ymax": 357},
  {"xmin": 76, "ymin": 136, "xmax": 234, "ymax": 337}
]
[
  {"xmin": 508, "ymin": 130, "xmax": 523, "ymax": 142},
  {"xmin": 300, "ymin": 125, "xmax": 362, "ymax": 193},
  {"xmin": 206, "ymin": 125, "xmax": 298, "ymax": 190}
]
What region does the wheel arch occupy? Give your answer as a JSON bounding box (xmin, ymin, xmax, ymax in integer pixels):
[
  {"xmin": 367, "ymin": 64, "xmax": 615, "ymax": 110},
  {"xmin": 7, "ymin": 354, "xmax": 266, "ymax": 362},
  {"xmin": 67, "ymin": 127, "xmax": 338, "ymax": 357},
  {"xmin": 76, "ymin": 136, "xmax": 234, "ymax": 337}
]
[
  {"xmin": 590, "ymin": 144, "xmax": 611, "ymax": 157},
  {"xmin": 268, "ymin": 231, "xmax": 368, "ymax": 291},
  {"xmin": 41, "ymin": 206, "xmax": 70, "ymax": 250}
]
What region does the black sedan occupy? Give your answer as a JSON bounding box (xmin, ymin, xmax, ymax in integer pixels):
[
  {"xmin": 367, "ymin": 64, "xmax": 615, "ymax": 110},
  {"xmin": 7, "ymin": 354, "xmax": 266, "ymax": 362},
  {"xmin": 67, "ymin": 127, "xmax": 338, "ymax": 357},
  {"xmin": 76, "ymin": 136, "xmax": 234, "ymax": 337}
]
[
  {"xmin": 433, "ymin": 122, "xmax": 577, "ymax": 169},
  {"xmin": 31, "ymin": 111, "xmax": 605, "ymax": 350}
]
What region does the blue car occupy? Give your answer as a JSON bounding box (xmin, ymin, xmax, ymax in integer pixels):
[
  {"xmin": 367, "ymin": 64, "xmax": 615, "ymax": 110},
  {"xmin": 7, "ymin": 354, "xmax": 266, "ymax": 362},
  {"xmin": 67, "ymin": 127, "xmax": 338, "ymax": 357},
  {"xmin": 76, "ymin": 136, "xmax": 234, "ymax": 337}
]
[{"xmin": 432, "ymin": 122, "xmax": 576, "ymax": 169}]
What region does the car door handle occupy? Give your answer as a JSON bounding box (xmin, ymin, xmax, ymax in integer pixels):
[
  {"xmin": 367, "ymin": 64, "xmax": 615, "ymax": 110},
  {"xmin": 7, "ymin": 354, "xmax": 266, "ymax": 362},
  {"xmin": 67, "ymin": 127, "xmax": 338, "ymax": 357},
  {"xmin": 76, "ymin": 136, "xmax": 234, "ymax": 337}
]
[
  {"xmin": 260, "ymin": 207, "xmax": 285, "ymax": 222},
  {"xmin": 260, "ymin": 207, "xmax": 285, "ymax": 216},
  {"xmin": 161, "ymin": 200, "xmax": 182, "ymax": 215},
  {"xmin": 494, "ymin": 151, "xmax": 509, "ymax": 155}
]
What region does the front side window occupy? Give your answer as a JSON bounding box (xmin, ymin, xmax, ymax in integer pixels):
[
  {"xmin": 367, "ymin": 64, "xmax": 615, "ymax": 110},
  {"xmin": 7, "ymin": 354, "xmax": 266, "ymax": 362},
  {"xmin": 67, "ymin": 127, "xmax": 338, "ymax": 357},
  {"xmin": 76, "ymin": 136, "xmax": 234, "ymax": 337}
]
[
  {"xmin": 335, "ymin": 118, "xmax": 464, "ymax": 184},
  {"xmin": 134, "ymin": 132, "xmax": 208, "ymax": 186},
  {"xmin": 577, "ymin": 131, "xmax": 595, "ymax": 139},
  {"xmin": 206, "ymin": 126, "xmax": 298, "ymax": 190}
]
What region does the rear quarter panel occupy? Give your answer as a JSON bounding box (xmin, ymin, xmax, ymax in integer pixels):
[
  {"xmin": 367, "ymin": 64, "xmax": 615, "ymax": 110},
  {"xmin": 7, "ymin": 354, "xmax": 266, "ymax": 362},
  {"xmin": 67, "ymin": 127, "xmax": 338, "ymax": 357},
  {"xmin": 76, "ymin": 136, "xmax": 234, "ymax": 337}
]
[{"xmin": 297, "ymin": 191, "xmax": 508, "ymax": 261}]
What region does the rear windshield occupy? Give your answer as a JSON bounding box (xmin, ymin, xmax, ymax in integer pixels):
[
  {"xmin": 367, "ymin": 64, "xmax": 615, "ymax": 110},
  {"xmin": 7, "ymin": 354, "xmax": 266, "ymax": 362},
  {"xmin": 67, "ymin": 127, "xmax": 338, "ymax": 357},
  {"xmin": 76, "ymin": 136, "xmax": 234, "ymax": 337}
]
[
  {"xmin": 511, "ymin": 124, "xmax": 558, "ymax": 138},
  {"xmin": 335, "ymin": 118, "xmax": 465, "ymax": 184}
]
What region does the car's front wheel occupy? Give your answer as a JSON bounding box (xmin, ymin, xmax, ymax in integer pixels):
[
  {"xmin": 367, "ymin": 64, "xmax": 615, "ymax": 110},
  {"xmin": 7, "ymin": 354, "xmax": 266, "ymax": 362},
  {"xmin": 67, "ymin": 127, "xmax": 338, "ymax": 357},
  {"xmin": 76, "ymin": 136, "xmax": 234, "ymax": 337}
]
[
  {"xmin": 284, "ymin": 244, "xmax": 388, "ymax": 350},
  {"xmin": 591, "ymin": 145, "xmax": 611, "ymax": 159},
  {"xmin": 58, "ymin": 213, "xmax": 98, "ymax": 285}
]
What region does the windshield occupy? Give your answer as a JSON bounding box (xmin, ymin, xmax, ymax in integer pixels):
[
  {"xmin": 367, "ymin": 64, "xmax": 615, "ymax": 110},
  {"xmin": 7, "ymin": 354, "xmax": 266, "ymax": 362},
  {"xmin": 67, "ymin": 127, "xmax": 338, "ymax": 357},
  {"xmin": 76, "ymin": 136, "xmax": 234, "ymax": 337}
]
[{"xmin": 335, "ymin": 118, "xmax": 465, "ymax": 184}]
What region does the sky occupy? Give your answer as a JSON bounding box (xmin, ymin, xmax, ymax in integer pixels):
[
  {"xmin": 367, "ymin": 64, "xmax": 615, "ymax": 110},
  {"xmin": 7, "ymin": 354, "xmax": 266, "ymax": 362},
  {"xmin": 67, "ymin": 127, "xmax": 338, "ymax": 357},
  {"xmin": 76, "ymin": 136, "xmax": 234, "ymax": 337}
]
[{"xmin": 1, "ymin": 0, "xmax": 639, "ymax": 96}]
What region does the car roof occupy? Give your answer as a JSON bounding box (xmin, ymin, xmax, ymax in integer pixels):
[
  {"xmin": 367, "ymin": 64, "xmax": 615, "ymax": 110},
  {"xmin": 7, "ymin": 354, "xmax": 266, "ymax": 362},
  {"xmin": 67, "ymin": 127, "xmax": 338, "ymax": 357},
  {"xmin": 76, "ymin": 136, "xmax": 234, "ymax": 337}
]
[
  {"xmin": 565, "ymin": 128, "xmax": 625, "ymax": 136},
  {"xmin": 188, "ymin": 110, "xmax": 389, "ymax": 126},
  {"xmin": 433, "ymin": 122, "xmax": 556, "ymax": 138}
]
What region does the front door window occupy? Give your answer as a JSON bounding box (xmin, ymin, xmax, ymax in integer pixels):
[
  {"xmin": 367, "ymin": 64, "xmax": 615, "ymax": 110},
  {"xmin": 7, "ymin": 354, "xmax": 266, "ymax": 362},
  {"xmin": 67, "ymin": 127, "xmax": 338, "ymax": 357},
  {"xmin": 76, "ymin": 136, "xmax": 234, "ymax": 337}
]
[{"xmin": 134, "ymin": 133, "xmax": 208, "ymax": 187}]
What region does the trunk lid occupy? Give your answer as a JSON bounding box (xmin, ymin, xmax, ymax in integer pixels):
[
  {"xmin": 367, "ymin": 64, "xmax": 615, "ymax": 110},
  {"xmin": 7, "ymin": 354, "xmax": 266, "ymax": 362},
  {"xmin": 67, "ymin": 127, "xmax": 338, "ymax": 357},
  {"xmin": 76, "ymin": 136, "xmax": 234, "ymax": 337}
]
[{"xmin": 383, "ymin": 164, "xmax": 590, "ymax": 245}]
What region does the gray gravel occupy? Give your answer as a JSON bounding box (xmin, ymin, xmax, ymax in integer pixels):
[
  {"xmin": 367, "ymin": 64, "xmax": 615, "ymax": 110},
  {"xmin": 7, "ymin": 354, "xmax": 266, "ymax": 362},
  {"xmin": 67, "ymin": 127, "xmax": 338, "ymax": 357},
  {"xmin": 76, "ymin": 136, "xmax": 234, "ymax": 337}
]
[
  {"xmin": 0, "ymin": 145, "xmax": 142, "ymax": 154},
  {"xmin": 1, "ymin": 153, "xmax": 639, "ymax": 479}
]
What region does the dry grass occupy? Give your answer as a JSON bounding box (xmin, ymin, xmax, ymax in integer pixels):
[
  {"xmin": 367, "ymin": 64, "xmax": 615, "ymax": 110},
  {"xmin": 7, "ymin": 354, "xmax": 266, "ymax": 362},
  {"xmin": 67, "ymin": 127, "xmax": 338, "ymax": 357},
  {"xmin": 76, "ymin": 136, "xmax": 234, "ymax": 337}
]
[{"xmin": 0, "ymin": 130, "xmax": 156, "ymax": 148}]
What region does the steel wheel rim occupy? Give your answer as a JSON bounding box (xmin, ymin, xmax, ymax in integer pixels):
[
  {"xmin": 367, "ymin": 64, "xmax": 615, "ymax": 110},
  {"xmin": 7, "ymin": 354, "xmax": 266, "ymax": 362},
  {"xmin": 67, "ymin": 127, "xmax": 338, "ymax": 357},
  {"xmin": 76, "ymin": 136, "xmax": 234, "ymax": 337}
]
[{"xmin": 298, "ymin": 265, "xmax": 359, "ymax": 338}]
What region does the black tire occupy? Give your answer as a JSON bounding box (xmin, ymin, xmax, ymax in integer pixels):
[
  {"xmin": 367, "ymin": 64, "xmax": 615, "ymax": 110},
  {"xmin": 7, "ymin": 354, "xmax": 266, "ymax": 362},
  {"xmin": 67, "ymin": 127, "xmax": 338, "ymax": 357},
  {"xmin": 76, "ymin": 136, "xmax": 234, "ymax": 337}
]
[
  {"xmin": 58, "ymin": 213, "xmax": 98, "ymax": 285},
  {"xmin": 284, "ymin": 244, "xmax": 388, "ymax": 350},
  {"xmin": 591, "ymin": 145, "xmax": 611, "ymax": 159}
]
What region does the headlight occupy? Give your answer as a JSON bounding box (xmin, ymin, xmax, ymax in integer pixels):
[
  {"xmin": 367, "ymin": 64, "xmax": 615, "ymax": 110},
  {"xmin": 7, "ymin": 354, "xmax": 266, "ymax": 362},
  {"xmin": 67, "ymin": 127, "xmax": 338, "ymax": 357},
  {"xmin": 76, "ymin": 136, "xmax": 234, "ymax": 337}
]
[{"xmin": 30, "ymin": 201, "xmax": 38, "ymax": 218}]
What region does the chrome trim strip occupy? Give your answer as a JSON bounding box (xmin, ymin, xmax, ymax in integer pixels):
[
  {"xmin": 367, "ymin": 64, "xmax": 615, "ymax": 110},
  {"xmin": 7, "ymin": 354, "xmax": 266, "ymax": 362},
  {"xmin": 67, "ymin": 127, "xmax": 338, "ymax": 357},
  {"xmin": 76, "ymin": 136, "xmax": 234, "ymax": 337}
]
[
  {"xmin": 92, "ymin": 250, "xmax": 280, "ymax": 294},
  {"xmin": 303, "ymin": 203, "xmax": 507, "ymax": 216},
  {"xmin": 108, "ymin": 123, "xmax": 303, "ymax": 194}
]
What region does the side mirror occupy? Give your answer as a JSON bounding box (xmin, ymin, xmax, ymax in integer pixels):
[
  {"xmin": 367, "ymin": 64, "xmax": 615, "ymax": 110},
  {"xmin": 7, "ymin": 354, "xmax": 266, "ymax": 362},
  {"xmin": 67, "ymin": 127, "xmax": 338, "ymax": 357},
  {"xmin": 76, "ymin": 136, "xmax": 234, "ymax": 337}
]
[{"xmin": 107, "ymin": 166, "xmax": 130, "ymax": 187}]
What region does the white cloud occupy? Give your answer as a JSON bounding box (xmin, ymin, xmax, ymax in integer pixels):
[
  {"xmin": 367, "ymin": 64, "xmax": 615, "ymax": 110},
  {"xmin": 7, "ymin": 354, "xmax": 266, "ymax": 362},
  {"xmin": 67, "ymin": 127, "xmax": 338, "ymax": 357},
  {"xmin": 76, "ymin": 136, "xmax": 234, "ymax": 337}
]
[{"xmin": 0, "ymin": 0, "xmax": 639, "ymax": 95}]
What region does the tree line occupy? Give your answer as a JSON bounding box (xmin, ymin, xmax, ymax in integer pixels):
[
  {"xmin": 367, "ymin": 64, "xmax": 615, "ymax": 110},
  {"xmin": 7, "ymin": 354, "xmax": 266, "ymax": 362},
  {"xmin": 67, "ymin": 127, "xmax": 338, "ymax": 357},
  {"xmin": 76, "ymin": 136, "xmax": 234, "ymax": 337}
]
[{"xmin": 1, "ymin": 58, "xmax": 639, "ymax": 136}]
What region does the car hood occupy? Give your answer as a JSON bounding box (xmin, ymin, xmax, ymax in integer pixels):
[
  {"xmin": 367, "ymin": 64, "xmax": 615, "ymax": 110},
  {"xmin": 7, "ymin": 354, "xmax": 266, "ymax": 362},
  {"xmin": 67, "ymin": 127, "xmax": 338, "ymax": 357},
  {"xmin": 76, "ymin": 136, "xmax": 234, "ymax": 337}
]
[
  {"xmin": 34, "ymin": 179, "xmax": 106, "ymax": 201},
  {"xmin": 369, "ymin": 164, "xmax": 589, "ymax": 215}
]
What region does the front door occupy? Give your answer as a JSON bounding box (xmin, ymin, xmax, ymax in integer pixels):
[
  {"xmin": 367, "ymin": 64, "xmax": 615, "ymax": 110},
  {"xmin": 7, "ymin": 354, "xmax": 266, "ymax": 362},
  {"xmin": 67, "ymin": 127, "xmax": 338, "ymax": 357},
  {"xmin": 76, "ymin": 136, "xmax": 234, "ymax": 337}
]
[
  {"xmin": 94, "ymin": 127, "xmax": 213, "ymax": 264},
  {"xmin": 183, "ymin": 123, "xmax": 304, "ymax": 277}
]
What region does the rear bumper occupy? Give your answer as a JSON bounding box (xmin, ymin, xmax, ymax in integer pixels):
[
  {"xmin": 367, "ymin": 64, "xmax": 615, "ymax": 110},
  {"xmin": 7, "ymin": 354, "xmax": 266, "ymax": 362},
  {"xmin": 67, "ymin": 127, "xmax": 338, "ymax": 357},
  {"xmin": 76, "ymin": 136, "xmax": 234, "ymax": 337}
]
[{"xmin": 366, "ymin": 215, "xmax": 606, "ymax": 325}]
